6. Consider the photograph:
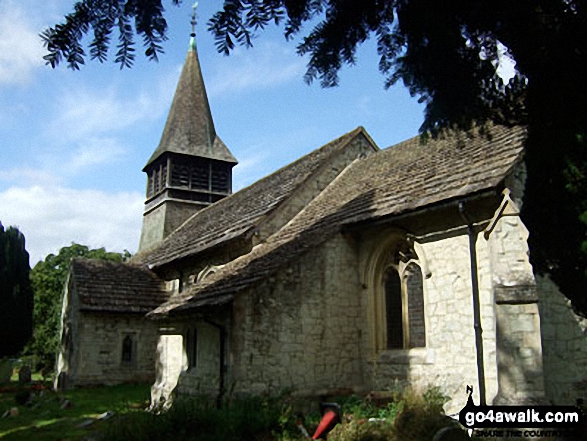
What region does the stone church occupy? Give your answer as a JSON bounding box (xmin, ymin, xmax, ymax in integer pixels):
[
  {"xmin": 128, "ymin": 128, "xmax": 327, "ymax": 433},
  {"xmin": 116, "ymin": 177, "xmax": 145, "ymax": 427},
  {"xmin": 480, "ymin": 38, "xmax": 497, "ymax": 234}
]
[{"xmin": 55, "ymin": 30, "xmax": 587, "ymax": 413}]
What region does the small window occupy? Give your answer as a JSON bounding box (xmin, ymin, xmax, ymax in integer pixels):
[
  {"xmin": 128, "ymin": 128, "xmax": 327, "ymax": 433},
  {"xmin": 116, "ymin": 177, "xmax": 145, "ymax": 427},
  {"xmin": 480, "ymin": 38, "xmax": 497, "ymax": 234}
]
[
  {"xmin": 186, "ymin": 327, "xmax": 198, "ymax": 369},
  {"xmin": 121, "ymin": 334, "xmax": 134, "ymax": 365}
]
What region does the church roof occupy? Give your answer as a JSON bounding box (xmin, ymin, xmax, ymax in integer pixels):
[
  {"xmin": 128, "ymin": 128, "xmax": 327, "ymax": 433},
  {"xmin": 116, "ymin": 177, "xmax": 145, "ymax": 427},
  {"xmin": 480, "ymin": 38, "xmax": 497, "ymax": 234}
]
[
  {"xmin": 144, "ymin": 41, "xmax": 237, "ymax": 169},
  {"xmin": 150, "ymin": 124, "xmax": 526, "ymax": 317},
  {"xmin": 134, "ymin": 126, "xmax": 375, "ymax": 268},
  {"xmin": 70, "ymin": 258, "xmax": 168, "ymax": 313}
]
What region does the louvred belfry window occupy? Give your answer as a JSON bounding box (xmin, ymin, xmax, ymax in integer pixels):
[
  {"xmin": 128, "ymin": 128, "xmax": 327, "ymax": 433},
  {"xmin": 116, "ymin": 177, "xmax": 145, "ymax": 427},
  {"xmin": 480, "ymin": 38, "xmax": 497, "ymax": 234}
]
[
  {"xmin": 153, "ymin": 169, "xmax": 161, "ymax": 194},
  {"xmin": 146, "ymin": 160, "xmax": 168, "ymax": 198},
  {"xmin": 211, "ymin": 168, "xmax": 229, "ymax": 193},
  {"xmin": 169, "ymin": 159, "xmax": 230, "ymax": 194},
  {"xmin": 190, "ymin": 164, "xmax": 208, "ymax": 189}
]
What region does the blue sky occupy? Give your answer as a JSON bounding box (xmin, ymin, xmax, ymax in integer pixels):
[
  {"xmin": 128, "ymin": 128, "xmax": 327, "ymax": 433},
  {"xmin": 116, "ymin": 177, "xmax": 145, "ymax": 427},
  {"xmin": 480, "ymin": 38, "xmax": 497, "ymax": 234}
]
[{"xmin": 0, "ymin": 0, "xmax": 426, "ymax": 264}]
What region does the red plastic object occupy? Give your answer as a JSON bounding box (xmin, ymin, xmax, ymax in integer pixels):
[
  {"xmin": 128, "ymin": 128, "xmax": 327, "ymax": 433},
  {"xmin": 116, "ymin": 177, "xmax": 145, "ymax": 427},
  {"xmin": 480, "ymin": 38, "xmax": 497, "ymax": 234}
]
[{"xmin": 312, "ymin": 410, "xmax": 340, "ymax": 439}]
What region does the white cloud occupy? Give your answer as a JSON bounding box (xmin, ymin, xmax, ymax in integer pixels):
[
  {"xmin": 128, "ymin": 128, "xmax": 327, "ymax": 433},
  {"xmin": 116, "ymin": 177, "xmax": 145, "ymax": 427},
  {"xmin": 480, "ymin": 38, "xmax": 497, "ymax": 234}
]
[
  {"xmin": 208, "ymin": 42, "xmax": 306, "ymax": 96},
  {"xmin": 0, "ymin": 138, "xmax": 127, "ymax": 188},
  {"xmin": 0, "ymin": 2, "xmax": 45, "ymax": 84},
  {"xmin": 0, "ymin": 185, "xmax": 144, "ymax": 264},
  {"xmin": 0, "ymin": 168, "xmax": 60, "ymax": 187},
  {"xmin": 67, "ymin": 138, "xmax": 126, "ymax": 173},
  {"xmin": 49, "ymin": 88, "xmax": 162, "ymax": 142}
]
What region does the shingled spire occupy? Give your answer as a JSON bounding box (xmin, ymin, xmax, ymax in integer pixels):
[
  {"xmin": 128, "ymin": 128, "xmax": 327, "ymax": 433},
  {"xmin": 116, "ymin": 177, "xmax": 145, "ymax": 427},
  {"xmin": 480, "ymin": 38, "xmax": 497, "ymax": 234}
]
[
  {"xmin": 139, "ymin": 7, "xmax": 237, "ymax": 251},
  {"xmin": 144, "ymin": 36, "xmax": 236, "ymax": 166}
]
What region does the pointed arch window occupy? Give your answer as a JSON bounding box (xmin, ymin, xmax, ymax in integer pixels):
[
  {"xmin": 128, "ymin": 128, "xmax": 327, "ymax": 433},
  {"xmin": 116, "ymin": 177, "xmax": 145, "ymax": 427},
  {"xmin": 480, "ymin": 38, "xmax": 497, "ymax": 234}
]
[
  {"xmin": 405, "ymin": 262, "xmax": 426, "ymax": 348},
  {"xmin": 381, "ymin": 259, "xmax": 426, "ymax": 350},
  {"xmin": 384, "ymin": 267, "xmax": 404, "ymax": 349}
]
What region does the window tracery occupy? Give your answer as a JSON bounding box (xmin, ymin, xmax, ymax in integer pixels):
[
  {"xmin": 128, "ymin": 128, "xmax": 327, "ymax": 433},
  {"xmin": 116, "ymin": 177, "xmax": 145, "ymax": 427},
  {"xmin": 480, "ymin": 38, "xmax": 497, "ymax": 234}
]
[{"xmin": 365, "ymin": 234, "xmax": 428, "ymax": 352}]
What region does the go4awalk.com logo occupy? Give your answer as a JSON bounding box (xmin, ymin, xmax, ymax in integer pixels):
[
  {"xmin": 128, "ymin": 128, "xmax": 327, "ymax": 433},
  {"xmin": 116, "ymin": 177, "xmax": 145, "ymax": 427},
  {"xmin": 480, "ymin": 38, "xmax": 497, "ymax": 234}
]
[{"xmin": 458, "ymin": 386, "xmax": 584, "ymax": 438}]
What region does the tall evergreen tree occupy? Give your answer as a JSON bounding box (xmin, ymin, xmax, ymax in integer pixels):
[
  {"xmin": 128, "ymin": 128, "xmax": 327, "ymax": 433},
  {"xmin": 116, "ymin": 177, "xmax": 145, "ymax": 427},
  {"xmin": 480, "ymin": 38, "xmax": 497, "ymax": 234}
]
[{"xmin": 0, "ymin": 223, "xmax": 33, "ymax": 358}]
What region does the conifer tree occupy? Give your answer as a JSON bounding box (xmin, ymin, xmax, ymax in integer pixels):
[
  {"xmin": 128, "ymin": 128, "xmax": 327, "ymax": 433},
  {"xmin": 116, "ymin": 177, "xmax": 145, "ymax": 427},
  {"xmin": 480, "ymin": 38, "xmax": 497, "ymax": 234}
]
[{"xmin": 0, "ymin": 223, "xmax": 33, "ymax": 358}]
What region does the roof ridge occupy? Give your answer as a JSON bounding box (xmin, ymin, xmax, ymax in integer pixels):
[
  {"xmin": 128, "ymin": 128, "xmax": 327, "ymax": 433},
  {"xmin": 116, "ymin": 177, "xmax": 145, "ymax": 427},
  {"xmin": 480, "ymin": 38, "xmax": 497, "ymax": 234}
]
[
  {"xmin": 134, "ymin": 126, "xmax": 370, "ymax": 267},
  {"xmin": 249, "ymin": 127, "xmax": 377, "ymax": 231},
  {"xmin": 150, "ymin": 124, "xmax": 527, "ymax": 316},
  {"xmin": 228, "ymin": 126, "xmax": 366, "ymax": 196}
]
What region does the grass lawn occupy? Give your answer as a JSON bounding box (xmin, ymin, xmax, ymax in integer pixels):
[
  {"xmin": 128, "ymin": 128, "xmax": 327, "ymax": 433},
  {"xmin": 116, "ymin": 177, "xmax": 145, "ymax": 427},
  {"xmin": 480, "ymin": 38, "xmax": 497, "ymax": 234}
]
[{"xmin": 0, "ymin": 382, "xmax": 150, "ymax": 441}]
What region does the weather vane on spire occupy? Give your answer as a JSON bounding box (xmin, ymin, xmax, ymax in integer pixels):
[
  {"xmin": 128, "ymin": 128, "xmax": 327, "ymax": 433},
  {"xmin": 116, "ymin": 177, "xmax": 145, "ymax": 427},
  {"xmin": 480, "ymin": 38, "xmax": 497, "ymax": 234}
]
[{"xmin": 191, "ymin": 2, "xmax": 198, "ymax": 37}]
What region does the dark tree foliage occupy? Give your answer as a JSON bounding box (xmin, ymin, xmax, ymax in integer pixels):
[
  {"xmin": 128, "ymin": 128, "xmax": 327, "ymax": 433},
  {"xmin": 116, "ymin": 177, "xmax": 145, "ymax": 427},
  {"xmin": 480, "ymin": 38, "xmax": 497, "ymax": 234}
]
[
  {"xmin": 26, "ymin": 244, "xmax": 131, "ymax": 372},
  {"xmin": 46, "ymin": 1, "xmax": 587, "ymax": 314},
  {"xmin": 0, "ymin": 223, "xmax": 33, "ymax": 358},
  {"xmin": 41, "ymin": 0, "xmax": 180, "ymax": 69}
]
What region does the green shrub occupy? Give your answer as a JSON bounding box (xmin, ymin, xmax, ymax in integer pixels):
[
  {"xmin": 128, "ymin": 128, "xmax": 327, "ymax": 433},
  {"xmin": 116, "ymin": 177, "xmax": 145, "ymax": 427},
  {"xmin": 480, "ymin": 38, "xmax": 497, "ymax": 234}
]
[
  {"xmin": 391, "ymin": 388, "xmax": 452, "ymax": 441},
  {"xmin": 102, "ymin": 395, "xmax": 284, "ymax": 441},
  {"xmin": 329, "ymin": 386, "xmax": 463, "ymax": 441},
  {"xmin": 101, "ymin": 387, "xmax": 464, "ymax": 441},
  {"xmin": 329, "ymin": 419, "xmax": 394, "ymax": 441}
]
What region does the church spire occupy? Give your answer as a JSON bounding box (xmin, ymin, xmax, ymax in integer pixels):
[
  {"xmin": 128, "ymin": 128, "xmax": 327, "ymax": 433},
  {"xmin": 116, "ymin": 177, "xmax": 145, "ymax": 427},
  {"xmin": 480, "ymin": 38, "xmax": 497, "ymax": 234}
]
[
  {"xmin": 143, "ymin": 3, "xmax": 236, "ymax": 169},
  {"xmin": 139, "ymin": 10, "xmax": 237, "ymax": 251}
]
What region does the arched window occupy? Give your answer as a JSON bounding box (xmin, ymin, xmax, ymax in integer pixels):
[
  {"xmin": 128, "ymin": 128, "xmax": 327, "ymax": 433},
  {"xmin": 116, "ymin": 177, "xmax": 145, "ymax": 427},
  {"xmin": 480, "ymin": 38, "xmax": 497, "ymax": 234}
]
[
  {"xmin": 405, "ymin": 262, "xmax": 426, "ymax": 348},
  {"xmin": 121, "ymin": 335, "xmax": 134, "ymax": 364},
  {"xmin": 384, "ymin": 267, "xmax": 404, "ymax": 349},
  {"xmin": 365, "ymin": 234, "xmax": 429, "ymax": 352},
  {"xmin": 381, "ymin": 260, "xmax": 427, "ymax": 350}
]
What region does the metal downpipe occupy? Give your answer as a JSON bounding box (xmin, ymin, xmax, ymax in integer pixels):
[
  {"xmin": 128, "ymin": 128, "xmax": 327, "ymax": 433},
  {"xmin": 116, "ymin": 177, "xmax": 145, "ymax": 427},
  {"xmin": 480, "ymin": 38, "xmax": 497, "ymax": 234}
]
[{"xmin": 459, "ymin": 201, "xmax": 487, "ymax": 406}]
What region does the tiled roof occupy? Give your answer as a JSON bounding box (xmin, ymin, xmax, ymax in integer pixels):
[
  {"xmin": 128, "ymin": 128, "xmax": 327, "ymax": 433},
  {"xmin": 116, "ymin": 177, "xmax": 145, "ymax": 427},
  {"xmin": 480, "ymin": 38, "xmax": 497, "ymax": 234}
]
[
  {"xmin": 150, "ymin": 124, "xmax": 526, "ymax": 317},
  {"xmin": 134, "ymin": 127, "xmax": 373, "ymax": 268},
  {"xmin": 71, "ymin": 258, "xmax": 168, "ymax": 313},
  {"xmin": 144, "ymin": 43, "xmax": 237, "ymax": 169}
]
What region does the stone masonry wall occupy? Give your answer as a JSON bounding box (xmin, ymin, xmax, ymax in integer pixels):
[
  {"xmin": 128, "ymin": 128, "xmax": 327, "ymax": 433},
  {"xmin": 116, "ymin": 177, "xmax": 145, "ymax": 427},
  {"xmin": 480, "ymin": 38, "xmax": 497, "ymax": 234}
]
[
  {"xmin": 175, "ymin": 320, "xmax": 223, "ymax": 397},
  {"xmin": 140, "ymin": 199, "xmax": 204, "ymax": 251},
  {"xmin": 537, "ymin": 274, "xmax": 587, "ymax": 404},
  {"xmin": 55, "ymin": 275, "xmax": 79, "ymax": 390},
  {"xmin": 487, "ymin": 202, "xmax": 546, "ymax": 404},
  {"xmin": 74, "ymin": 313, "xmax": 159, "ymax": 386},
  {"xmin": 228, "ymin": 234, "xmax": 365, "ymax": 398}
]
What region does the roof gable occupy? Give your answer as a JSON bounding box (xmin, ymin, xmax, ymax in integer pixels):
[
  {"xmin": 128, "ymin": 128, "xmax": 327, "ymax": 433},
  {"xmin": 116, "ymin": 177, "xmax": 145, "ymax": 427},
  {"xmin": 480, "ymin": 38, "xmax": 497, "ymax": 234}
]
[
  {"xmin": 134, "ymin": 127, "xmax": 377, "ymax": 268},
  {"xmin": 151, "ymin": 124, "xmax": 526, "ymax": 316}
]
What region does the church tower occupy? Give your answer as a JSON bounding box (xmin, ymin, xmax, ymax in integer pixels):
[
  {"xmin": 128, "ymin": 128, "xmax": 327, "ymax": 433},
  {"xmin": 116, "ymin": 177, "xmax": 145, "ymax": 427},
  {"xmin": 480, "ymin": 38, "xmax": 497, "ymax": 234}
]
[{"xmin": 139, "ymin": 9, "xmax": 237, "ymax": 251}]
